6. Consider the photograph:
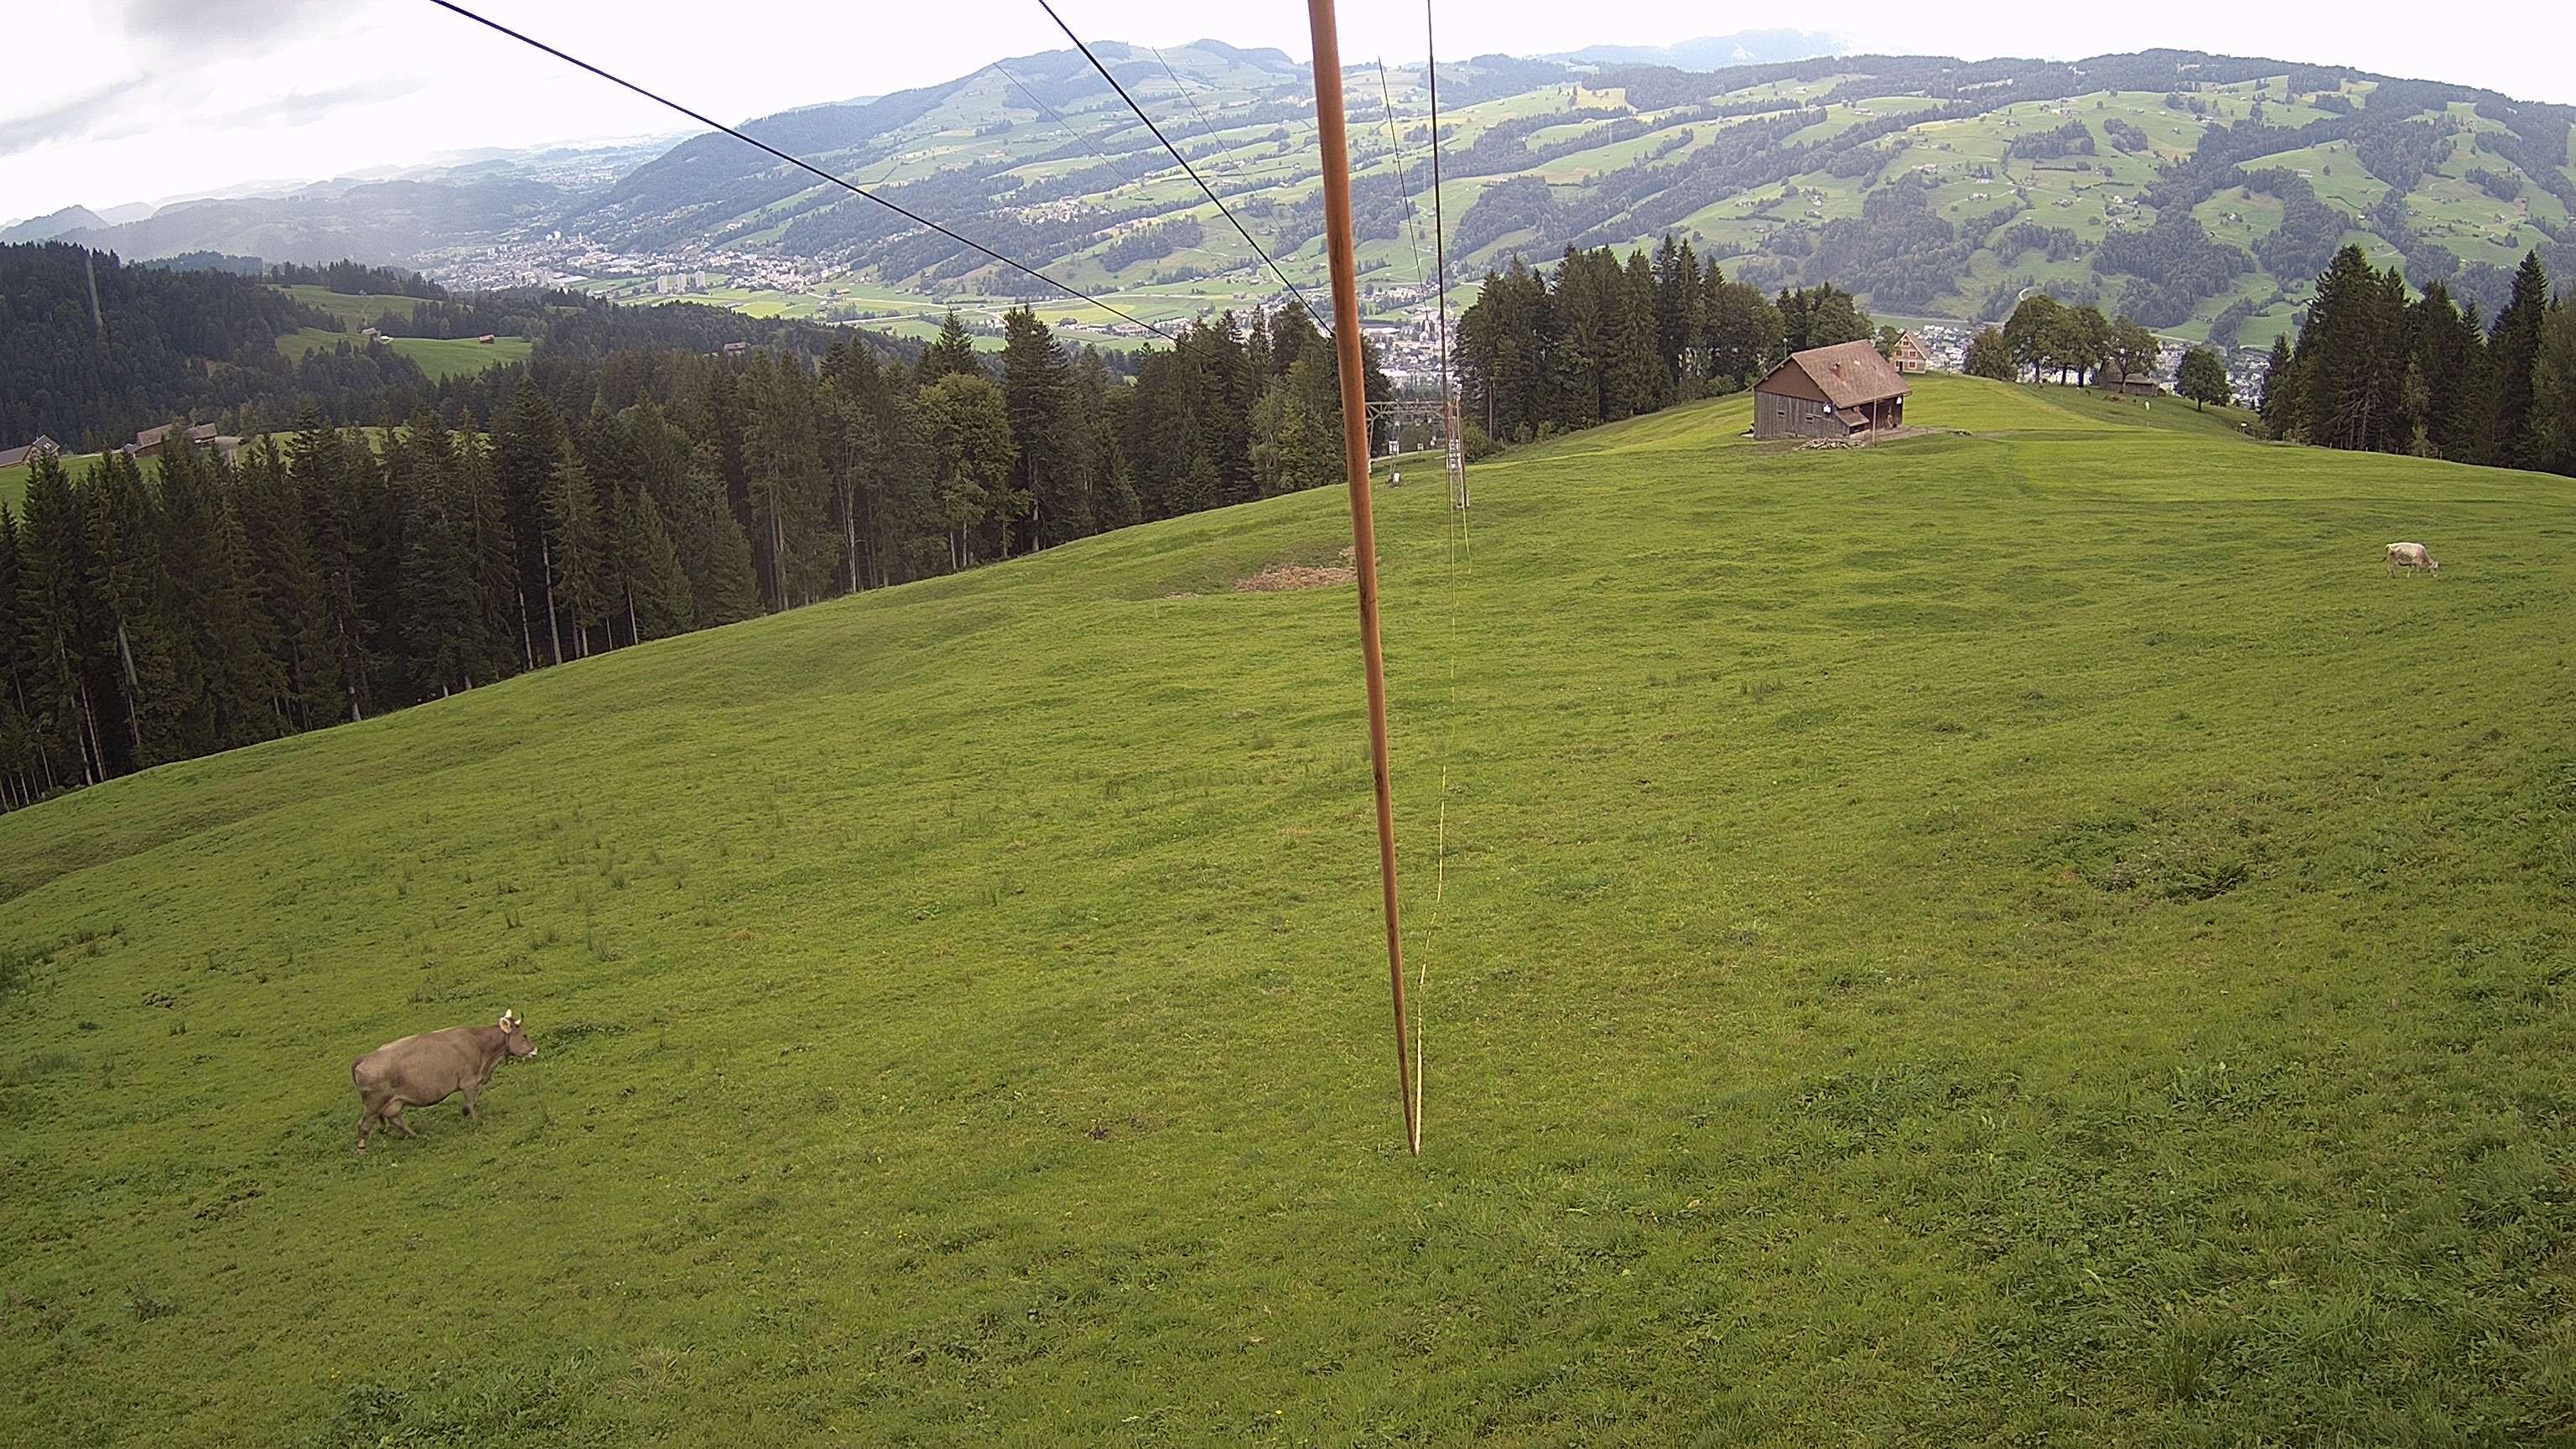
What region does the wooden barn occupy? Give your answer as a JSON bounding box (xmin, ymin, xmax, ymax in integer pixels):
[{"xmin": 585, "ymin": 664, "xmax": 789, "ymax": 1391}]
[
  {"xmin": 1751, "ymin": 340, "xmax": 1911, "ymax": 440},
  {"xmin": 1890, "ymin": 330, "xmax": 1934, "ymax": 374}
]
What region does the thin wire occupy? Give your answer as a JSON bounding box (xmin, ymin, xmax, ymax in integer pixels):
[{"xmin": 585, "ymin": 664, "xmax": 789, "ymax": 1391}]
[
  {"xmin": 1146, "ymin": 44, "xmax": 1226, "ymax": 155},
  {"xmin": 988, "ymin": 56, "xmax": 1091, "ymax": 145},
  {"xmin": 425, "ymin": 0, "xmax": 1175, "ymax": 341},
  {"xmin": 1425, "ymin": 1, "xmax": 1454, "ymax": 403},
  {"xmin": 1376, "ymin": 60, "xmax": 1431, "ymax": 299},
  {"xmin": 1035, "ymin": 0, "xmax": 1332, "ymax": 338},
  {"xmin": 1149, "ymin": 43, "xmax": 1309, "ymax": 330},
  {"xmin": 1410, "ymin": 0, "xmax": 1467, "ymax": 1150}
]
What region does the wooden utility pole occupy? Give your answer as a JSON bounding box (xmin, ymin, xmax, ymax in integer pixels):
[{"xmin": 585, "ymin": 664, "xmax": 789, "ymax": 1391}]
[{"xmin": 1307, "ymin": 0, "xmax": 1418, "ymax": 1156}]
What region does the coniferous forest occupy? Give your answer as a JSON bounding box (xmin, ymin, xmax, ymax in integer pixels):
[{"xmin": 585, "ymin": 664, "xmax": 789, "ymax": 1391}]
[
  {"xmin": 2257, "ymin": 247, "xmax": 2574, "ymax": 470},
  {"xmin": 0, "ymin": 288, "xmax": 1389, "ymax": 808}
]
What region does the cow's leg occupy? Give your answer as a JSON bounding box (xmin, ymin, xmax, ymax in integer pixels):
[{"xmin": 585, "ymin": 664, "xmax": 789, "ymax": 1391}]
[
  {"xmin": 384, "ymin": 1104, "xmax": 418, "ymax": 1139},
  {"xmin": 357, "ymin": 1105, "xmax": 377, "ymax": 1153},
  {"xmin": 462, "ymin": 1087, "xmax": 482, "ymax": 1124}
]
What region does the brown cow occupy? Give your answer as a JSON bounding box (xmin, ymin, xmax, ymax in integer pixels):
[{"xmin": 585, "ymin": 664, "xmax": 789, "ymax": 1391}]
[{"xmin": 353, "ymin": 1009, "xmax": 536, "ymax": 1152}]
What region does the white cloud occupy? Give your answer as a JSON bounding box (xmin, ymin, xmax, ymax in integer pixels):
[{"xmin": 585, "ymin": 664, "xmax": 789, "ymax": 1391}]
[{"xmin": 2, "ymin": 0, "xmax": 2567, "ymax": 222}]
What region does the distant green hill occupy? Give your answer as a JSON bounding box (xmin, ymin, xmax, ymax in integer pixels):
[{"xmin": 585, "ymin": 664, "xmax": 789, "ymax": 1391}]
[
  {"xmin": 41, "ymin": 45, "xmax": 2574, "ymax": 354},
  {"xmin": 542, "ymin": 46, "xmax": 2575, "ymax": 351},
  {"xmin": 8, "ymin": 377, "xmax": 2575, "ymax": 1442}
]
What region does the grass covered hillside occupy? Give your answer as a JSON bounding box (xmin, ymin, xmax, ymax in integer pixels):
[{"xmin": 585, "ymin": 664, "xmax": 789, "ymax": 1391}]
[{"xmin": 5, "ymin": 377, "xmax": 2575, "ymax": 1443}]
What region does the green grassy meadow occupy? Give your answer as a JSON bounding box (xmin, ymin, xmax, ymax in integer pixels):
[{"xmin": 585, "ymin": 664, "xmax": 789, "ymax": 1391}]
[
  {"xmin": 278, "ymin": 327, "xmax": 533, "ymax": 381},
  {"xmin": 7, "ymin": 376, "xmax": 2576, "ymax": 1443},
  {"xmin": 1, "ymin": 450, "xmax": 106, "ymax": 512}
]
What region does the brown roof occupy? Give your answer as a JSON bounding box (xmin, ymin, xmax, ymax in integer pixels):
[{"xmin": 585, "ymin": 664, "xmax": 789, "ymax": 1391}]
[
  {"xmin": 134, "ymin": 423, "xmax": 174, "ymax": 447},
  {"xmin": 186, "ymin": 423, "xmax": 218, "ymax": 442},
  {"xmin": 1756, "ymin": 340, "xmax": 1911, "ymax": 409}
]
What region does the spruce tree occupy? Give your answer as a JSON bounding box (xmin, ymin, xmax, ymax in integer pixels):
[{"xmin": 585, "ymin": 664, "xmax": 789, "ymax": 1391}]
[
  {"xmin": 397, "ymin": 455, "xmax": 484, "ymax": 694},
  {"xmin": 86, "ymin": 447, "xmax": 169, "ymax": 766},
  {"xmin": 0, "ymin": 506, "xmax": 38, "ymax": 806},
  {"xmin": 2259, "ymin": 334, "xmax": 2298, "ymax": 439},
  {"xmin": 291, "ymin": 418, "xmax": 377, "ymax": 721},
  {"xmin": 541, "ymin": 451, "xmax": 605, "ymax": 661},
  {"xmin": 918, "ymin": 311, "xmax": 984, "ymax": 385},
  {"xmin": 677, "ymin": 454, "xmax": 762, "ymax": 626},
  {"xmin": 234, "ymin": 438, "xmax": 340, "ymax": 730},
  {"xmin": 491, "ymin": 382, "xmax": 567, "ymax": 669},
  {"xmin": 14, "ymin": 450, "xmax": 107, "ymax": 783},
  {"xmin": 2408, "ymin": 282, "xmax": 2488, "ymax": 462},
  {"xmin": 1651, "ymin": 234, "xmax": 1704, "ymax": 388},
  {"xmin": 1604, "ymin": 250, "xmax": 1667, "ymax": 420},
  {"xmin": 2531, "ymin": 301, "xmax": 2576, "ymax": 475},
  {"xmin": 2489, "ymin": 251, "xmax": 2551, "ymax": 469},
  {"xmin": 919, "ymin": 372, "xmax": 1018, "ymax": 569},
  {"xmin": 157, "ymin": 437, "xmax": 283, "ymax": 750},
  {"xmin": 615, "ymin": 484, "xmax": 697, "ymax": 641},
  {"xmin": 1000, "ymin": 307, "xmax": 1075, "ymax": 551}
]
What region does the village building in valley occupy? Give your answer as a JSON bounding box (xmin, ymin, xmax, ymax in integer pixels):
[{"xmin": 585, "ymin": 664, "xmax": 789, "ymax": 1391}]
[{"xmin": 1751, "ymin": 340, "xmax": 1911, "ymax": 441}]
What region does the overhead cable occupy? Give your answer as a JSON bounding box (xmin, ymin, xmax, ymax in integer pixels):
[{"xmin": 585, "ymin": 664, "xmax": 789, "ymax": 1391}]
[{"xmin": 426, "ymin": 0, "xmax": 1176, "ymax": 340}]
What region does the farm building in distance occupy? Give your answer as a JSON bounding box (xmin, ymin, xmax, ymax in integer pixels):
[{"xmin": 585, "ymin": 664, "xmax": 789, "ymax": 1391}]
[
  {"xmin": 1752, "ymin": 340, "xmax": 1910, "ymax": 440},
  {"xmin": 1889, "ymin": 330, "xmax": 1933, "ymax": 374},
  {"xmin": 0, "ymin": 434, "xmax": 60, "ymax": 469},
  {"xmin": 127, "ymin": 422, "xmax": 218, "ymax": 459}
]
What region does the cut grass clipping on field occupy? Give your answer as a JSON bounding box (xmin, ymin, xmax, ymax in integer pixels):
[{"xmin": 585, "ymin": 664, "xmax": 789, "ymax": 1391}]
[{"xmin": 5, "ymin": 376, "xmax": 2575, "ymax": 1444}]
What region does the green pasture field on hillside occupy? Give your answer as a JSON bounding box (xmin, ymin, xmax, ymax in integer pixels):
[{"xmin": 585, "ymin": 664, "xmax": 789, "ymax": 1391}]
[
  {"xmin": 0, "ymin": 450, "xmax": 106, "ymax": 512},
  {"xmin": 281, "ymin": 285, "xmax": 427, "ymax": 328},
  {"xmin": 6, "ymin": 376, "xmax": 2576, "ymax": 1443},
  {"xmin": 277, "ymin": 328, "xmax": 532, "ymax": 381}
]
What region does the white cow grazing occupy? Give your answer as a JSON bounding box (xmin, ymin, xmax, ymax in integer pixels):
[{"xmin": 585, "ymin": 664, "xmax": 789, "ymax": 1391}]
[{"xmin": 2386, "ymin": 542, "xmax": 2439, "ymax": 577}]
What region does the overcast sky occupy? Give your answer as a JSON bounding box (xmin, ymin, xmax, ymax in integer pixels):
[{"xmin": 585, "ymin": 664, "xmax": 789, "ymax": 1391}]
[{"xmin": 3, "ymin": 0, "xmax": 2568, "ymax": 223}]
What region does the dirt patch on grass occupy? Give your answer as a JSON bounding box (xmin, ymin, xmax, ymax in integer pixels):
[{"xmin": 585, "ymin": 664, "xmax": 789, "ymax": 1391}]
[{"xmin": 1235, "ymin": 547, "xmax": 1361, "ymax": 593}]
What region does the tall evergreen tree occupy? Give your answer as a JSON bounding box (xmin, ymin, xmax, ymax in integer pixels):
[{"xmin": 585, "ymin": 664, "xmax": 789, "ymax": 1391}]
[
  {"xmin": 2260, "ymin": 334, "xmax": 2299, "ymax": 439},
  {"xmin": 541, "ymin": 451, "xmax": 605, "ymax": 661},
  {"xmin": 491, "ymin": 382, "xmax": 567, "ymax": 671},
  {"xmin": 86, "ymin": 447, "xmax": 168, "ymax": 766},
  {"xmin": 14, "ymin": 450, "xmax": 107, "ymax": 783},
  {"xmin": 675, "ymin": 452, "xmax": 763, "ymax": 626},
  {"xmin": 2489, "ymin": 250, "xmax": 2552, "ymax": 469},
  {"xmin": 2301, "ymin": 247, "xmax": 2406, "ymax": 452},
  {"xmin": 234, "ymin": 438, "xmax": 341, "ymax": 730},
  {"xmin": 0, "ymin": 506, "xmax": 41, "ymax": 806},
  {"xmin": 2408, "ymin": 282, "xmax": 2489, "ymax": 461},
  {"xmin": 2531, "ymin": 300, "xmax": 2576, "ymax": 475},
  {"xmin": 156, "ymin": 437, "xmax": 283, "ymax": 750},
  {"xmin": 919, "ymin": 372, "xmax": 1017, "ymax": 570},
  {"xmin": 918, "ymin": 311, "xmax": 984, "ymax": 385},
  {"xmin": 1000, "ymin": 307, "xmax": 1080, "ymax": 553},
  {"xmin": 397, "ymin": 418, "xmax": 486, "ymax": 694}
]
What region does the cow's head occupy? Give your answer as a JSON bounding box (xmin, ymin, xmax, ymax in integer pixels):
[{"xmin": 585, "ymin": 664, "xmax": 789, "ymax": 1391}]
[{"xmin": 497, "ymin": 1009, "xmax": 536, "ymax": 1059}]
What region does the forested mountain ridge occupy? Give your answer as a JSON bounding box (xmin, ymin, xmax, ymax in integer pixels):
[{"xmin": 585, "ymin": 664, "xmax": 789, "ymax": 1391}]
[
  {"xmin": 0, "ymin": 243, "xmax": 896, "ymax": 449},
  {"xmin": 19, "ymin": 44, "xmax": 2572, "ymax": 351}
]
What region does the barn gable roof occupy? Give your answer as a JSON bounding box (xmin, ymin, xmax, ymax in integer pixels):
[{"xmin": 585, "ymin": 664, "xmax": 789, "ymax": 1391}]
[{"xmin": 1755, "ymin": 340, "xmax": 1911, "ymax": 409}]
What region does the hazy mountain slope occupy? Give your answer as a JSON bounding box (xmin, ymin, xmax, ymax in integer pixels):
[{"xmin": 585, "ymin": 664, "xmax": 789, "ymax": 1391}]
[
  {"xmin": 23, "ymin": 44, "xmax": 2573, "ymax": 349},
  {"xmin": 1556, "ymin": 29, "xmax": 1846, "ymax": 68},
  {"xmin": 0, "ymin": 205, "xmax": 105, "ymax": 244}
]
